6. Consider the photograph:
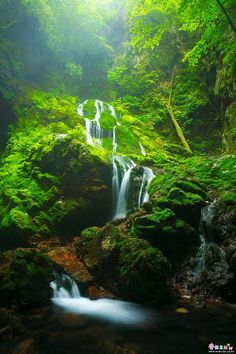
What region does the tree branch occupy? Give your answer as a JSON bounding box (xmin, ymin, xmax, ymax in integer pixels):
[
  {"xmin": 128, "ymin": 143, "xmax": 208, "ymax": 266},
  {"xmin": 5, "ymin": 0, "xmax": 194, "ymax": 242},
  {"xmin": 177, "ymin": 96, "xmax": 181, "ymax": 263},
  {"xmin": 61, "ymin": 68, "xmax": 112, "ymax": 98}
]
[{"xmin": 215, "ymin": 0, "xmax": 236, "ymax": 33}]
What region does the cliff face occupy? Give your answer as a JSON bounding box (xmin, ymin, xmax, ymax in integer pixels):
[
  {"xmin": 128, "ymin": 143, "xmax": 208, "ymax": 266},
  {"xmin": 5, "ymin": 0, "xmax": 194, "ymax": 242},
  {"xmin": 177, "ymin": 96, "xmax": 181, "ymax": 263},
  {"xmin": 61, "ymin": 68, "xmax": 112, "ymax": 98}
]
[{"xmin": 0, "ymin": 92, "xmax": 113, "ymax": 249}]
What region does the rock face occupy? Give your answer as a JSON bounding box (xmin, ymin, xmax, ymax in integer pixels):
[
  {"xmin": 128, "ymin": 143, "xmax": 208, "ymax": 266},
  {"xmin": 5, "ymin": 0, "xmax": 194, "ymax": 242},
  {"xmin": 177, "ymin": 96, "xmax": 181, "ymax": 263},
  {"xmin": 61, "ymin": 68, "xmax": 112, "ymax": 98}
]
[
  {"xmin": 131, "ymin": 175, "xmax": 206, "ymax": 267},
  {"xmin": 0, "ymin": 93, "xmax": 112, "ymax": 249},
  {"xmin": 0, "ymin": 249, "xmax": 54, "ymax": 309},
  {"xmin": 76, "ymin": 224, "xmax": 171, "ymax": 304}
]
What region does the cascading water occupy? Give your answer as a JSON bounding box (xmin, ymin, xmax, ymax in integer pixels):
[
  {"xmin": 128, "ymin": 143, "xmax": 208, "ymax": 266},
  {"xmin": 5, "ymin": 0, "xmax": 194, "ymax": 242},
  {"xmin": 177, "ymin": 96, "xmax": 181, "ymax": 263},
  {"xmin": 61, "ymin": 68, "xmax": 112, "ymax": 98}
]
[
  {"xmin": 139, "ymin": 143, "xmax": 146, "ymax": 156},
  {"xmin": 193, "ymin": 201, "xmax": 228, "ymax": 279},
  {"xmin": 78, "ymin": 99, "xmax": 155, "ymax": 219},
  {"xmin": 193, "ymin": 203, "xmax": 215, "ymax": 278},
  {"xmin": 78, "ymin": 99, "xmax": 104, "ymax": 146},
  {"xmin": 138, "ymin": 167, "xmax": 155, "ymax": 208},
  {"xmin": 50, "ymin": 273, "xmax": 151, "ymax": 325},
  {"xmin": 112, "ymin": 156, "xmax": 136, "ymax": 219}
]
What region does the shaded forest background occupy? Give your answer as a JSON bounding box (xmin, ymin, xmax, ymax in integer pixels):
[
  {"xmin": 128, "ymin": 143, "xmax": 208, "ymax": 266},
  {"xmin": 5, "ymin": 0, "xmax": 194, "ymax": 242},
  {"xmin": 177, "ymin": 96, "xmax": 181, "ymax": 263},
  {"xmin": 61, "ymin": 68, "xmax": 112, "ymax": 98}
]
[{"xmin": 0, "ymin": 0, "xmax": 235, "ymax": 154}]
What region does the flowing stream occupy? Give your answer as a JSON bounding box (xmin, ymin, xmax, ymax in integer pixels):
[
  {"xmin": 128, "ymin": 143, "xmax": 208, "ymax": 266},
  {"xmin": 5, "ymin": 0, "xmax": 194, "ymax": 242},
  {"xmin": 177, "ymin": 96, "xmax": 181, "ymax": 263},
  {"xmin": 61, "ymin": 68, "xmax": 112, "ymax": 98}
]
[
  {"xmin": 50, "ymin": 273, "xmax": 151, "ymax": 326},
  {"xmin": 78, "ymin": 99, "xmax": 155, "ymax": 219}
]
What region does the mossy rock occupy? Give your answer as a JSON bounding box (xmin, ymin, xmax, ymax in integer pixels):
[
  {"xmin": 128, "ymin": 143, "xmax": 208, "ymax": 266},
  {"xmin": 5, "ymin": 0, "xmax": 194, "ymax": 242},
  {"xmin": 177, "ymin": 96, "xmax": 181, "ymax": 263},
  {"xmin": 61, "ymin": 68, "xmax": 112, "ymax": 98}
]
[
  {"xmin": 117, "ymin": 237, "xmax": 171, "ymax": 304},
  {"xmin": 0, "ymin": 249, "xmax": 54, "ymax": 309},
  {"xmin": 0, "ymin": 92, "xmax": 113, "ymax": 244},
  {"xmin": 131, "ymin": 207, "xmax": 197, "ymax": 266},
  {"xmin": 100, "ymin": 111, "xmax": 116, "ymax": 130},
  {"xmin": 132, "ymin": 208, "xmax": 175, "ymax": 234},
  {"xmin": 80, "ymin": 99, "xmax": 97, "ymax": 119},
  {"xmin": 164, "ymin": 143, "xmax": 191, "ymax": 156},
  {"xmin": 220, "ymin": 191, "xmax": 236, "ymax": 205},
  {"xmin": 175, "ymin": 181, "xmax": 206, "ymax": 198},
  {"xmin": 115, "ymin": 125, "xmax": 140, "ymax": 155},
  {"xmin": 168, "ymin": 187, "xmax": 186, "ymax": 201},
  {"xmin": 80, "ymin": 226, "xmax": 101, "ymax": 241},
  {"xmin": 76, "ymin": 225, "xmax": 120, "ymax": 279},
  {"xmin": 1, "ymin": 208, "xmax": 36, "ymax": 235},
  {"xmin": 0, "ymin": 208, "xmax": 37, "ymax": 250},
  {"xmin": 77, "ymin": 224, "xmax": 171, "ymax": 304},
  {"xmin": 168, "ymin": 187, "xmax": 203, "ymax": 206}
]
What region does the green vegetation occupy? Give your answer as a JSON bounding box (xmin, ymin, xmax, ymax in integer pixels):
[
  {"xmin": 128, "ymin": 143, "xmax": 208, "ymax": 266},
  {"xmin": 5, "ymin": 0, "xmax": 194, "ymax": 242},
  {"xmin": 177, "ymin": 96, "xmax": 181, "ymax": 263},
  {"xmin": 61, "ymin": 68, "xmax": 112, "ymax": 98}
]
[
  {"xmin": 0, "ymin": 0, "xmax": 235, "ymax": 317},
  {"xmin": 77, "ymin": 224, "xmax": 171, "ymax": 304},
  {"xmin": 0, "ymin": 249, "xmax": 53, "ymax": 308}
]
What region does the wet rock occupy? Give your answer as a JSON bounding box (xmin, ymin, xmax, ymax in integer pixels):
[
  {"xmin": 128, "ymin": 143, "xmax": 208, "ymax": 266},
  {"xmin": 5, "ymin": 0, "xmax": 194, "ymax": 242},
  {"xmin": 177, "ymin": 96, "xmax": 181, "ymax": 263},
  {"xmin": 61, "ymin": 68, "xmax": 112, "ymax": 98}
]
[{"xmin": 46, "ymin": 244, "xmax": 93, "ymax": 286}]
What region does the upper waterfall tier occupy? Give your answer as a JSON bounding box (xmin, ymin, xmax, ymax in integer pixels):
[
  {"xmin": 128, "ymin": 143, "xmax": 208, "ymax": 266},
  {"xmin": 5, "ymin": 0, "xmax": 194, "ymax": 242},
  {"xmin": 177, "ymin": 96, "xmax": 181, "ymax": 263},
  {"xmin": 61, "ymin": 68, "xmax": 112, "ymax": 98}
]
[{"xmin": 77, "ymin": 99, "xmax": 155, "ymax": 219}]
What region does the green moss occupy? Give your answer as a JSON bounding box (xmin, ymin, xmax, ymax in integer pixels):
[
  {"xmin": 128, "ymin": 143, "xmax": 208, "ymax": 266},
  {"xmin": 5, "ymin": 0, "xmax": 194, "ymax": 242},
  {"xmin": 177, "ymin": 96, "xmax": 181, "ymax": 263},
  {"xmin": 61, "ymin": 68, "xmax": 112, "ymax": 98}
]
[
  {"xmin": 175, "ymin": 180, "xmax": 205, "ymax": 197},
  {"xmin": 115, "ymin": 125, "xmax": 140, "ymax": 155},
  {"xmin": 168, "ymin": 187, "xmax": 186, "ymax": 200},
  {"xmin": 81, "ymin": 226, "xmax": 101, "ymax": 240},
  {"xmin": 220, "ymin": 191, "xmax": 236, "ymax": 205},
  {"xmin": 118, "ymin": 237, "xmax": 171, "ymax": 304},
  {"xmin": 1, "ymin": 208, "xmax": 36, "ymax": 235},
  {"xmin": 100, "ymin": 111, "xmax": 116, "ymax": 130},
  {"xmin": 81, "ymin": 99, "xmax": 97, "ymax": 119},
  {"xmin": 167, "ymin": 187, "xmax": 203, "ymax": 207},
  {"xmin": 0, "ymin": 91, "xmax": 113, "ymax": 245},
  {"xmin": 0, "ymin": 250, "xmax": 53, "ymax": 308},
  {"xmin": 162, "ymin": 225, "xmax": 175, "ymax": 233},
  {"xmin": 148, "ymin": 207, "xmax": 175, "ymax": 224}
]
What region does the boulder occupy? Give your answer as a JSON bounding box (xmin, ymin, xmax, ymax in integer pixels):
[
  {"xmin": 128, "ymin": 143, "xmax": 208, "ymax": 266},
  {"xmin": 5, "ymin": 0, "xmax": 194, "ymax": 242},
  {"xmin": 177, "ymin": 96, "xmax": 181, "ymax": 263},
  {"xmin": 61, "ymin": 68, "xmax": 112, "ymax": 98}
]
[
  {"xmin": 132, "ymin": 208, "xmax": 197, "ymax": 265},
  {"xmin": 0, "ymin": 249, "xmax": 53, "ymax": 309},
  {"xmin": 76, "ymin": 224, "xmax": 171, "ymax": 304},
  {"xmin": 0, "ymin": 94, "xmax": 113, "ymax": 248}
]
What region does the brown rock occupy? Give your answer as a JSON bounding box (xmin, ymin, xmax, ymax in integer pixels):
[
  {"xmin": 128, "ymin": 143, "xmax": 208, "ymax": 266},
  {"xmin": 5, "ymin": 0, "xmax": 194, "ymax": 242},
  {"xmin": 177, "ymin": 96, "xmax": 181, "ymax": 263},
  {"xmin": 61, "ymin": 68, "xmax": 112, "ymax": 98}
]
[{"xmin": 12, "ymin": 339, "xmax": 36, "ymax": 354}]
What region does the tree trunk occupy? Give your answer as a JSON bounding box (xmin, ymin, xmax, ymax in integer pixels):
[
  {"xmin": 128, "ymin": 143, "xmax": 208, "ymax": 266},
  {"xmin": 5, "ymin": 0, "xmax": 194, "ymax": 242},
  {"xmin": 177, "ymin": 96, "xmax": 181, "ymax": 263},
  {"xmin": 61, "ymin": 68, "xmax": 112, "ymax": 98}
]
[
  {"xmin": 167, "ymin": 65, "xmax": 192, "ymax": 154},
  {"xmin": 216, "ymin": 0, "xmax": 236, "ymax": 33}
]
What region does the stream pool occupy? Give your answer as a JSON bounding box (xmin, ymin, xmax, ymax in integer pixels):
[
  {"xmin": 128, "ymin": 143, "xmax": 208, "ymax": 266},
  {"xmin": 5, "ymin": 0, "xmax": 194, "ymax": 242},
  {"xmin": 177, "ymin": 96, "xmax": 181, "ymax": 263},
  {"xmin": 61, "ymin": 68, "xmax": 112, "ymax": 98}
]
[{"xmin": 22, "ymin": 301, "xmax": 236, "ymax": 354}]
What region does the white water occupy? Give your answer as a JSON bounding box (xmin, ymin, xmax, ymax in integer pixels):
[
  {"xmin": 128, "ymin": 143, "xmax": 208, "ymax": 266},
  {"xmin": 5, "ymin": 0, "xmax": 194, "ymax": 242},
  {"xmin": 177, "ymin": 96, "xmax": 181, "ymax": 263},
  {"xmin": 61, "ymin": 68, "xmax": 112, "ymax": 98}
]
[
  {"xmin": 51, "ymin": 274, "xmax": 151, "ymax": 326},
  {"xmin": 139, "ymin": 143, "xmax": 146, "ymax": 156},
  {"xmin": 193, "ymin": 203, "xmax": 214, "ymax": 278},
  {"xmin": 112, "ymin": 156, "xmax": 136, "ymax": 219},
  {"xmin": 78, "ymin": 99, "xmax": 104, "ymax": 146},
  {"xmin": 193, "ymin": 201, "xmax": 228, "ymax": 279},
  {"xmin": 78, "ymin": 99, "xmax": 155, "ymax": 219},
  {"xmin": 138, "ymin": 167, "xmax": 155, "ymax": 208}
]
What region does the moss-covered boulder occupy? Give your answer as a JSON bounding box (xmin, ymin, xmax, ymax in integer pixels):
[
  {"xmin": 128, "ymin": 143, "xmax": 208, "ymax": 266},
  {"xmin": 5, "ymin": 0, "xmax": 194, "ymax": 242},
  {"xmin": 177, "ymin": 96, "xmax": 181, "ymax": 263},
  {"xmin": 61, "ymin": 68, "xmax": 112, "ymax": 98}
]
[
  {"xmin": 0, "ymin": 92, "xmax": 113, "ymax": 248},
  {"xmin": 0, "ymin": 249, "xmax": 53, "ymax": 309},
  {"xmin": 117, "ymin": 237, "xmax": 171, "ymax": 303},
  {"xmin": 76, "ymin": 224, "xmax": 171, "ymax": 304},
  {"xmin": 131, "ymin": 207, "xmax": 197, "ymax": 265},
  {"xmin": 80, "ymin": 226, "xmax": 102, "ymax": 241}
]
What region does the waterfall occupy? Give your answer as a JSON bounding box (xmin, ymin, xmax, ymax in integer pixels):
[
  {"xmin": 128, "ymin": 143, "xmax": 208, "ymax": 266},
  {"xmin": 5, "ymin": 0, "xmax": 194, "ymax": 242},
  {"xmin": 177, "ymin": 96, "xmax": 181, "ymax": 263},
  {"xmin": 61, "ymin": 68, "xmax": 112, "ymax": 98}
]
[
  {"xmin": 193, "ymin": 203, "xmax": 214, "ymax": 278},
  {"xmin": 50, "ymin": 273, "xmax": 151, "ymax": 325},
  {"xmin": 112, "ymin": 125, "xmax": 118, "ymax": 153},
  {"xmin": 78, "ymin": 99, "xmax": 104, "ymax": 146},
  {"xmin": 138, "ymin": 167, "xmax": 155, "ymax": 208},
  {"xmin": 112, "ymin": 156, "xmax": 136, "ymax": 219},
  {"xmin": 193, "ymin": 201, "xmax": 228, "ymax": 279},
  {"xmin": 77, "ymin": 99, "xmax": 155, "ymax": 220},
  {"xmin": 108, "ymin": 104, "xmax": 116, "ymax": 117},
  {"xmin": 139, "ymin": 143, "xmax": 146, "ymax": 156},
  {"xmin": 50, "ymin": 273, "xmax": 81, "ymax": 298}
]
